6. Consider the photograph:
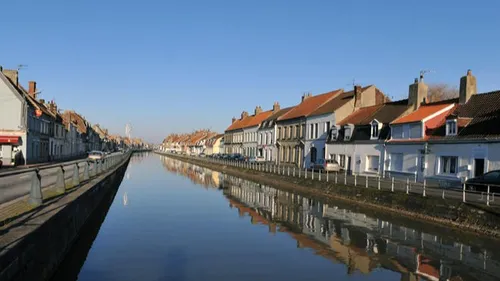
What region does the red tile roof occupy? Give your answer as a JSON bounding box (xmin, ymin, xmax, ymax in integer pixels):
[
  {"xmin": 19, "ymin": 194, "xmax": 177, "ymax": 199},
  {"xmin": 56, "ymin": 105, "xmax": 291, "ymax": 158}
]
[
  {"xmin": 391, "ymin": 103, "xmax": 454, "ymax": 124},
  {"xmin": 278, "ymin": 90, "xmax": 342, "ymax": 121},
  {"xmin": 226, "ymin": 110, "xmax": 273, "ymax": 131}
]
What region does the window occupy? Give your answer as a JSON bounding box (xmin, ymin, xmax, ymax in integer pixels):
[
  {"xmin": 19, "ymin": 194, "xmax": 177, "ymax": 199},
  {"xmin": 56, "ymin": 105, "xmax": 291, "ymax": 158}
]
[
  {"xmin": 301, "ymin": 124, "xmax": 305, "ymax": 138},
  {"xmin": 310, "ymin": 147, "xmax": 317, "ymax": 163},
  {"xmin": 441, "ymin": 156, "xmax": 458, "ymax": 174},
  {"xmin": 331, "ymin": 127, "xmax": 338, "ymax": 140},
  {"xmin": 392, "ymin": 125, "xmax": 403, "ymax": 139},
  {"xmin": 310, "ymin": 124, "xmax": 314, "ymax": 139},
  {"xmin": 288, "ymin": 126, "xmax": 292, "ymax": 139},
  {"xmin": 314, "ymin": 123, "xmax": 318, "ymax": 138},
  {"xmin": 330, "ymin": 154, "xmax": 336, "ymax": 161},
  {"xmin": 446, "ymin": 120, "xmax": 457, "ymax": 136},
  {"xmin": 344, "ymin": 126, "xmax": 352, "ymax": 141},
  {"xmin": 325, "ymin": 122, "xmax": 330, "ymax": 133},
  {"xmin": 390, "ymin": 153, "xmax": 403, "ymax": 171},
  {"xmin": 295, "ymin": 125, "xmax": 299, "ymax": 138},
  {"xmin": 366, "ymin": 155, "xmax": 379, "ymax": 172},
  {"xmin": 371, "ymin": 121, "xmax": 379, "ymax": 138},
  {"xmin": 339, "ymin": 155, "xmax": 346, "ymax": 168},
  {"xmin": 278, "ymin": 127, "xmax": 281, "ymax": 140},
  {"xmin": 409, "ymin": 123, "xmax": 422, "ymax": 139}
]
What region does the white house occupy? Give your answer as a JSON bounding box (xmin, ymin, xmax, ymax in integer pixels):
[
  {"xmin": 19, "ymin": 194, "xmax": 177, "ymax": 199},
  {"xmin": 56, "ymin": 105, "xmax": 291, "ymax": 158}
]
[
  {"xmin": 305, "ymin": 85, "xmax": 387, "ymax": 168},
  {"xmin": 241, "ymin": 106, "xmax": 273, "ymax": 158},
  {"xmin": 413, "ymin": 70, "xmax": 500, "ymax": 186},
  {"xmin": 325, "ymin": 100, "xmax": 409, "ymax": 176},
  {"xmin": 257, "ymin": 103, "xmax": 293, "ymax": 163}
]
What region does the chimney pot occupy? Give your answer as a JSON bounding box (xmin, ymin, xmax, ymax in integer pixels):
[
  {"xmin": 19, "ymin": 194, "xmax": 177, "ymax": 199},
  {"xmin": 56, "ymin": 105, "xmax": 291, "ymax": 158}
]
[
  {"xmin": 273, "ymin": 102, "xmax": 280, "ymax": 112},
  {"xmin": 39, "ymin": 99, "xmax": 45, "ymax": 104}
]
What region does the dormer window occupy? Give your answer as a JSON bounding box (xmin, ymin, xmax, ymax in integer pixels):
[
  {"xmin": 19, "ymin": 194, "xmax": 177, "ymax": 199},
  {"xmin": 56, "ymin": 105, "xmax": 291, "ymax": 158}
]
[
  {"xmin": 344, "ymin": 126, "xmax": 352, "ymax": 141},
  {"xmin": 330, "ymin": 126, "xmax": 338, "ymax": 140},
  {"xmin": 371, "ymin": 120, "xmax": 381, "ymax": 139},
  {"xmin": 446, "ymin": 119, "xmax": 457, "ymax": 136}
]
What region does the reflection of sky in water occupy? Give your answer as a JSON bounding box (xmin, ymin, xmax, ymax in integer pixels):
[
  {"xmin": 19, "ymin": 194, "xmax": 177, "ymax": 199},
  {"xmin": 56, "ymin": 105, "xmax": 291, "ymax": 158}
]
[{"xmin": 66, "ymin": 154, "xmax": 500, "ymax": 281}]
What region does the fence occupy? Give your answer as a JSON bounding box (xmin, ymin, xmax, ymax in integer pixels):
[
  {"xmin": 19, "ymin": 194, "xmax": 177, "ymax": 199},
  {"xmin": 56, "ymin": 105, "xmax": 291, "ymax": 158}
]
[
  {"xmin": 0, "ymin": 151, "xmax": 130, "ymax": 208},
  {"xmin": 162, "ymin": 152, "xmax": 500, "ymax": 207}
]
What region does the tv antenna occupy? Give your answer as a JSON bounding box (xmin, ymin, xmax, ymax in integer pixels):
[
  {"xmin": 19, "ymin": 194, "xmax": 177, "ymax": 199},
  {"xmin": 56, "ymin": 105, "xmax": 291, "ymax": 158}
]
[
  {"xmin": 419, "ymin": 70, "xmax": 435, "ymax": 81},
  {"xmin": 17, "ymin": 64, "xmax": 28, "ymax": 71}
]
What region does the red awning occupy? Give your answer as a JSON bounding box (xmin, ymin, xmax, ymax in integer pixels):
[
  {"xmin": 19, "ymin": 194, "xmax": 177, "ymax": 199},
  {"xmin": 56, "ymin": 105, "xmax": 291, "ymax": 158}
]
[{"xmin": 0, "ymin": 136, "xmax": 20, "ymax": 145}]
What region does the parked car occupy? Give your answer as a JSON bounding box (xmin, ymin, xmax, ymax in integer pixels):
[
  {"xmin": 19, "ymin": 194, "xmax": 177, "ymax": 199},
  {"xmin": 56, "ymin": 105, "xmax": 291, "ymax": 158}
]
[
  {"xmin": 310, "ymin": 159, "xmax": 341, "ymax": 172},
  {"xmin": 247, "ymin": 157, "xmax": 257, "ymax": 163},
  {"xmin": 199, "ymin": 153, "xmax": 206, "ymax": 157},
  {"xmin": 0, "ymin": 159, "xmax": 3, "ymax": 168},
  {"xmin": 465, "ymin": 170, "xmax": 500, "ymax": 192},
  {"xmin": 88, "ymin": 151, "xmax": 104, "ymax": 160}
]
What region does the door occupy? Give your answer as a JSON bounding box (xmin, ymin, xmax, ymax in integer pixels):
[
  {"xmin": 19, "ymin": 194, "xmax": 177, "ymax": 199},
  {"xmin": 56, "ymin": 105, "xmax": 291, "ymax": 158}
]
[
  {"xmin": 347, "ymin": 156, "xmax": 352, "ymax": 174},
  {"xmin": 417, "ymin": 154, "xmax": 426, "ymax": 182},
  {"xmin": 474, "ymin": 159, "xmax": 485, "ymax": 177}
]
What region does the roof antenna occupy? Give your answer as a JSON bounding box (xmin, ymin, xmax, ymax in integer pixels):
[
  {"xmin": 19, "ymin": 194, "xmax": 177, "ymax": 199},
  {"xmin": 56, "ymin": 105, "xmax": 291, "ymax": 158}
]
[
  {"xmin": 17, "ymin": 64, "xmax": 28, "ymax": 71},
  {"xmin": 419, "ymin": 70, "xmax": 435, "ymax": 82}
]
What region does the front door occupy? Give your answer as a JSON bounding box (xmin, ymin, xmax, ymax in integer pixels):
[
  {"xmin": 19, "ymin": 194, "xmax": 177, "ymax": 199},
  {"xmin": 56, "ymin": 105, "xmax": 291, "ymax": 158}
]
[
  {"xmin": 474, "ymin": 159, "xmax": 485, "ymax": 177},
  {"xmin": 347, "ymin": 156, "xmax": 352, "ymax": 174}
]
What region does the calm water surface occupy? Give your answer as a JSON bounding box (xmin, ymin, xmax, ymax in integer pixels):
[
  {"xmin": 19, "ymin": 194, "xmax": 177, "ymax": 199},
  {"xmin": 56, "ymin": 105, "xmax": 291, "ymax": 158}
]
[{"xmin": 51, "ymin": 153, "xmax": 500, "ymax": 281}]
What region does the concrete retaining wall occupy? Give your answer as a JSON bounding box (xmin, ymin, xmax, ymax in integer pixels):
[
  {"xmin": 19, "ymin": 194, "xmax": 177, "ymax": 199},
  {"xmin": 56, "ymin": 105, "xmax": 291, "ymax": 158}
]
[{"xmin": 0, "ymin": 154, "xmax": 130, "ymax": 281}]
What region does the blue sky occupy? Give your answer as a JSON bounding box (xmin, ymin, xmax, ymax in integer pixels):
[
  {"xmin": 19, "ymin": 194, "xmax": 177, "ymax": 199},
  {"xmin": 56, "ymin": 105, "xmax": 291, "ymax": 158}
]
[{"xmin": 2, "ymin": 0, "xmax": 499, "ymax": 143}]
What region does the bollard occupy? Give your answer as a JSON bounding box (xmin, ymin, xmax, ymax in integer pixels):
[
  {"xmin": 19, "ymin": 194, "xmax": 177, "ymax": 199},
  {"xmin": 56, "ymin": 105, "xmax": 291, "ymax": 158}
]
[
  {"xmin": 96, "ymin": 160, "xmax": 101, "ymax": 175},
  {"xmin": 312, "ymin": 169, "xmax": 314, "ymax": 180},
  {"xmin": 406, "ymin": 178, "xmax": 409, "ymax": 194},
  {"xmin": 319, "ymin": 170, "xmax": 322, "ymax": 181},
  {"xmin": 423, "ymin": 180, "xmax": 426, "ymax": 197},
  {"xmin": 378, "ymin": 176, "xmax": 381, "ymax": 190},
  {"xmin": 326, "ymin": 171, "xmax": 329, "ymax": 182},
  {"xmin": 283, "ymin": 166, "xmax": 285, "ymax": 175},
  {"xmin": 344, "ymin": 171, "xmax": 347, "ymax": 185},
  {"xmin": 442, "ymin": 189, "xmax": 445, "ymax": 199},
  {"xmin": 335, "ymin": 172, "xmax": 338, "ymax": 184},
  {"xmin": 298, "ymin": 167, "xmax": 301, "ymax": 177},
  {"xmin": 487, "ymin": 185, "xmax": 490, "ymax": 206},
  {"xmin": 305, "ymin": 169, "xmax": 307, "ymax": 179},
  {"xmin": 55, "ymin": 166, "xmax": 66, "ymax": 193},
  {"xmin": 354, "ymin": 174, "xmax": 357, "ymax": 186},
  {"xmin": 293, "ymin": 167, "xmax": 296, "ymax": 177},
  {"xmin": 288, "ymin": 166, "xmax": 290, "ymax": 176},
  {"xmin": 463, "ymin": 182, "xmax": 466, "ymax": 203},
  {"xmin": 92, "ymin": 161, "xmax": 97, "ymax": 177},
  {"xmin": 274, "ymin": 165, "xmax": 276, "ymax": 174},
  {"xmin": 83, "ymin": 161, "xmax": 90, "ymax": 180},
  {"xmin": 365, "ymin": 176, "xmax": 368, "ymax": 188},
  {"xmin": 29, "ymin": 170, "xmax": 43, "ymax": 206},
  {"xmin": 72, "ymin": 163, "xmax": 80, "ymax": 186},
  {"xmin": 391, "ymin": 177, "xmax": 394, "ymax": 192}
]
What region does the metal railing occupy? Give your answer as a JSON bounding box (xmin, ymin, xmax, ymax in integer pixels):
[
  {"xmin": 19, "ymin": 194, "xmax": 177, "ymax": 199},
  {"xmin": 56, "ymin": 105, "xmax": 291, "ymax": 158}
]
[
  {"xmin": 159, "ymin": 152, "xmax": 500, "ymax": 207},
  {"xmin": 0, "ymin": 151, "xmax": 130, "ymax": 208}
]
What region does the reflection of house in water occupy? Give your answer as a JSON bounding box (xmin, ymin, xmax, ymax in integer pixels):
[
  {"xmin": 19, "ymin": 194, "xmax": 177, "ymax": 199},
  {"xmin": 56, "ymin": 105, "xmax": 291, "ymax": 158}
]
[
  {"xmin": 223, "ymin": 178, "xmax": 500, "ymax": 281},
  {"xmin": 160, "ymin": 157, "xmax": 222, "ymax": 189}
]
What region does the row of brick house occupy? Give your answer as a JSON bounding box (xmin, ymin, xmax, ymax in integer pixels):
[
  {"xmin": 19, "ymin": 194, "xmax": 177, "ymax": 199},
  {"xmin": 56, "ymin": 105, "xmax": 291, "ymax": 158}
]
[
  {"xmin": 0, "ymin": 66, "xmax": 136, "ymax": 166},
  {"xmin": 224, "ymin": 70, "xmax": 500, "ymax": 184},
  {"xmin": 161, "ymin": 130, "xmax": 224, "ymax": 155}
]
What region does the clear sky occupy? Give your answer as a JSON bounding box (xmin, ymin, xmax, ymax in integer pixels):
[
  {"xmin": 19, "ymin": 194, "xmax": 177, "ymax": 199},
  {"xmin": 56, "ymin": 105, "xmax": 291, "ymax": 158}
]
[{"xmin": 2, "ymin": 0, "xmax": 499, "ymax": 143}]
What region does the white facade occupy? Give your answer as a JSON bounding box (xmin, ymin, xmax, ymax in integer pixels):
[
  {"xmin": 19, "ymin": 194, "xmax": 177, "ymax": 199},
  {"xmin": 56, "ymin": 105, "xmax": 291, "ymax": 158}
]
[
  {"xmin": 242, "ymin": 126, "xmax": 258, "ymax": 157},
  {"xmin": 326, "ymin": 141, "xmax": 385, "ymax": 176},
  {"xmin": 304, "ymin": 113, "xmax": 334, "ymax": 168},
  {"xmin": 50, "ymin": 121, "xmax": 66, "ymax": 160},
  {"xmin": 257, "ymin": 126, "xmax": 276, "ymax": 162}
]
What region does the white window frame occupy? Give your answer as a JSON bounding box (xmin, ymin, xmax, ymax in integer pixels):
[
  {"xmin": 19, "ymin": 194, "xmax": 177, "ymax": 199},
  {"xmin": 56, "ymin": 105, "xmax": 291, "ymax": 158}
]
[
  {"xmin": 330, "ymin": 126, "xmax": 338, "ymax": 141},
  {"xmin": 440, "ymin": 156, "xmax": 458, "ymax": 175},
  {"xmin": 366, "ymin": 155, "xmax": 380, "ymax": 172},
  {"xmin": 344, "ymin": 125, "xmax": 352, "ymax": 141},
  {"xmin": 371, "ymin": 120, "xmax": 381, "ymax": 139},
  {"xmin": 446, "ymin": 119, "xmax": 457, "ymax": 136}
]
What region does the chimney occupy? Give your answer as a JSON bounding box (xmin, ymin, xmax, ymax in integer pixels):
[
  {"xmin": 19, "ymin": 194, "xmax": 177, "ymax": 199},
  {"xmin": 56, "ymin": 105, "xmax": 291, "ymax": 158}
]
[
  {"xmin": 408, "ymin": 77, "xmax": 428, "ymax": 111},
  {"xmin": 241, "ymin": 111, "xmax": 249, "ymax": 119},
  {"xmin": 354, "ymin": 85, "xmax": 362, "ymax": 108},
  {"xmin": 232, "ymin": 117, "xmax": 237, "ymax": 124},
  {"xmin": 254, "ymin": 106, "xmax": 263, "ymax": 115},
  {"xmin": 459, "ymin": 69, "xmax": 477, "ymax": 104},
  {"xmin": 2, "ymin": 69, "xmax": 19, "ymax": 86},
  {"xmin": 49, "ymin": 101, "xmax": 58, "ymax": 113},
  {"xmin": 28, "ymin": 81, "xmax": 37, "ymax": 98},
  {"xmin": 273, "ymin": 102, "xmax": 280, "ymax": 113}
]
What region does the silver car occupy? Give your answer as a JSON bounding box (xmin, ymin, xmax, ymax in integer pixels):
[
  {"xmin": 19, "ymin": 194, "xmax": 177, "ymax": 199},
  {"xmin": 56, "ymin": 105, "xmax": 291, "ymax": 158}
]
[{"xmin": 310, "ymin": 159, "xmax": 341, "ymax": 172}]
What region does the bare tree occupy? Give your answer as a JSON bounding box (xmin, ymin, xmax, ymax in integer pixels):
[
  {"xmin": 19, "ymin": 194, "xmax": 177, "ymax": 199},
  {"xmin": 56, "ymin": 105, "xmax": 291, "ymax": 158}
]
[{"xmin": 427, "ymin": 84, "xmax": 459, "ymax": 102}]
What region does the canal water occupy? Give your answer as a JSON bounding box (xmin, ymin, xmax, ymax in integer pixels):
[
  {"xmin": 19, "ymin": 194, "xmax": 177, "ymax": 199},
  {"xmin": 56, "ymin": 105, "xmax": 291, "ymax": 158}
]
[{"xmin": 51, "ymin": 153, "xmax": 500, "ymax": 281}]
